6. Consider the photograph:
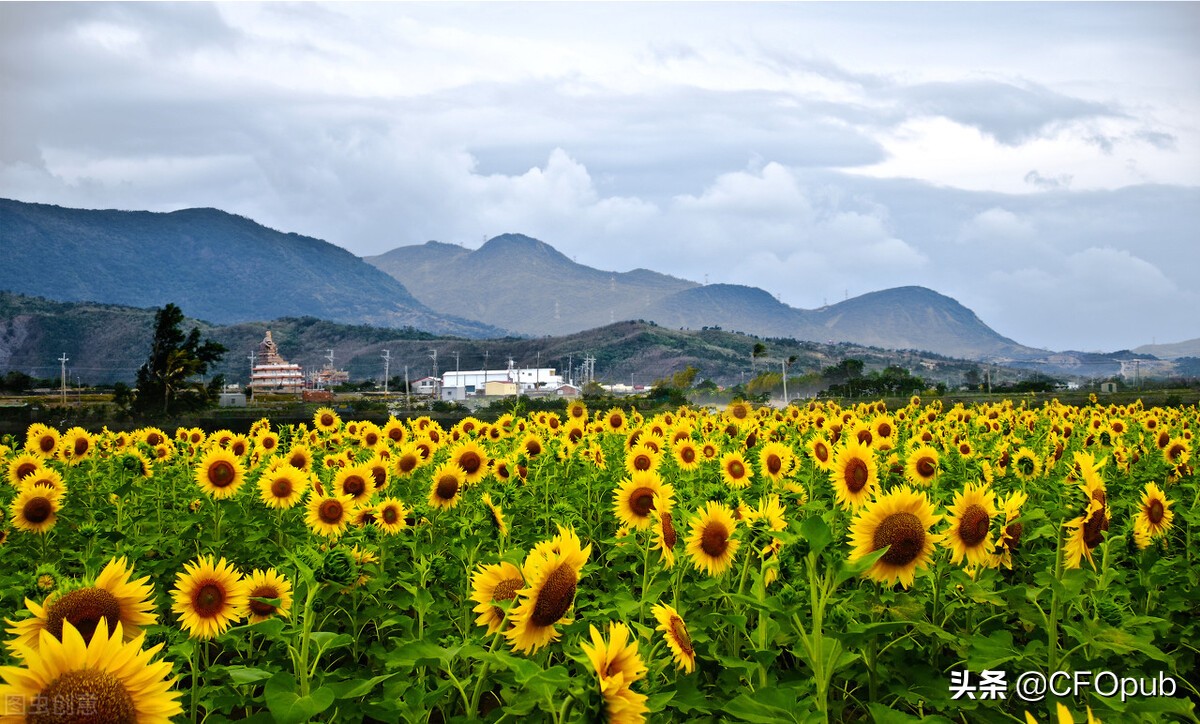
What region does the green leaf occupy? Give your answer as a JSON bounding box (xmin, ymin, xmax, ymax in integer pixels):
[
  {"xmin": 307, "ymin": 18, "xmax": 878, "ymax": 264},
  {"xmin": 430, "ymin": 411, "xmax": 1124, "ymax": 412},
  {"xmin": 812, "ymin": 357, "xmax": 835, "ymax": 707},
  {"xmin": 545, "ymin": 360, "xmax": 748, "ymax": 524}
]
[
  {"xmin": 226, "ymin": 666, "xmax": 275, "ymax": 685},
  {"xmin": 835, "ymin": 547, "xmax": 889, "ymax": 587},
  {"xmin": 724, "ymin": 687, "xmax": 803, "ymax": 723},
  {"xmin": 263, "ymin": 673, "xmax": 335, "ymax": 724},
  {"xmin": 800, "ymin": 516, "xmax": 832, "ymax": 555},
  {"xmin": 328, "ymin": 673, "xmax": 396, "ymax": 700},
  {"xmin": 867, "ymin": 702, "xmax": 955, "ymax": 723}
]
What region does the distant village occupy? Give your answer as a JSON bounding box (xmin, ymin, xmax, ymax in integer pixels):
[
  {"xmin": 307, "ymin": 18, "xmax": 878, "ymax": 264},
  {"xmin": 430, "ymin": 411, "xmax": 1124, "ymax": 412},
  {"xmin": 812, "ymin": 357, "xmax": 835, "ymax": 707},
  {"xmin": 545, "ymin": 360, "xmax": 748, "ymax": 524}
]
[{"xmin": 234, "ymin": 331, "xmax": 645, "ymax": 406}]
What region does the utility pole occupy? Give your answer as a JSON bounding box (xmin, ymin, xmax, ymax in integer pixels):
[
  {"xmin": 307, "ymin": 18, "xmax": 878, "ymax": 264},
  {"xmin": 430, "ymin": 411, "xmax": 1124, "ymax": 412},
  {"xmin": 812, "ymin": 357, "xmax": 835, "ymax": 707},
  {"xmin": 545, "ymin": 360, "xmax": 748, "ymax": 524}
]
[
  {"xmin": 58, "ymin": 353, "xmax": 68, "ymax": 405},
  {"xmin": 382, "ymin": 350, "xmax": 391, "ymax": 394},
  {"xmin": 568, "ymin": 352, "xmax": 573, "ymax": 386},
  {"xmin": 483, "ymin": 349, "xmax": 490, "ymax": 386},
  {"xmin": 248, "ymin": 351, "xmax": 256, "ymax": 390},
  {"xmin": 429, "ymin": 349, "xmax": 438, "ymax": 396},
  {"xmin": 781, "ymin": 358, "xmax": 788, "ymax": 406},
  {"xmin": 1136, "ymin": 360, "xmax": 1142, "ymax": 390},
  {"xmin": 404, "ymin": 365, "xmax": 411, "ymax": 409}
]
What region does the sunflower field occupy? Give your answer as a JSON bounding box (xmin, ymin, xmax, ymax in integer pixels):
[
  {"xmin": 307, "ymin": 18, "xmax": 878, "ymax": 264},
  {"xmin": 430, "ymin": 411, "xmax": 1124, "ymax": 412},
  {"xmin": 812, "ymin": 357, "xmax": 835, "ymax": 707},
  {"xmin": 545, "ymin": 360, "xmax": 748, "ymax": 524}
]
[{"xmin": 0, "ymin": 398, "xmax": 1197, "ymax": 723}]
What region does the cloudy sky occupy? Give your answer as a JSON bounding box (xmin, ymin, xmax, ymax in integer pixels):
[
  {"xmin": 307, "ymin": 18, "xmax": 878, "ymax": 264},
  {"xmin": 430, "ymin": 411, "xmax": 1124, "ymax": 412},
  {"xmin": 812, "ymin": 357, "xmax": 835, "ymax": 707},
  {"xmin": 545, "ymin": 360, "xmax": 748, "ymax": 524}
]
[{"xmin": 2, "ymin": 2, "xmax": 1198, "ymax": 352}]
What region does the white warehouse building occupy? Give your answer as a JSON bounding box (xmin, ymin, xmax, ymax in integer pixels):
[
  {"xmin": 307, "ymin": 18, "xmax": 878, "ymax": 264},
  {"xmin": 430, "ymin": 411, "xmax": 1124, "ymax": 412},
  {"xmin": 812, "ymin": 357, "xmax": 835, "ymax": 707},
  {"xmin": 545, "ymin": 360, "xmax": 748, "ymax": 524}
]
[{"xmin": 440, "ymin": 359, "xmax": 563, "ymax": 400}]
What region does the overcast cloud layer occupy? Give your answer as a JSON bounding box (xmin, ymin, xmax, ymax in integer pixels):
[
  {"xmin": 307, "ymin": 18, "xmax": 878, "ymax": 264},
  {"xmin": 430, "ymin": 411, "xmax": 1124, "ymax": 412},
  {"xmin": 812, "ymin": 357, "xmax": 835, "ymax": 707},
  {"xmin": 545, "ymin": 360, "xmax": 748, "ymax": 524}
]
[{"xmin": 2, "ymin": 2, "xmax": 1197, "ymax": 352}]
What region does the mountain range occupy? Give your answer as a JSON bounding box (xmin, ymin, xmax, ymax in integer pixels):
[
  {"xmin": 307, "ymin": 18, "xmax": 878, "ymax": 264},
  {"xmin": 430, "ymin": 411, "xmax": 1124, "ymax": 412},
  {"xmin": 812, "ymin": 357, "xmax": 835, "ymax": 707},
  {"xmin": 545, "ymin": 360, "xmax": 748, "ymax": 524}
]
[
  {"xmin": 0, "ymin": 198, "xmax": 1187, "ymax": 369},
  {"xmin": 369, "ymin": 234, "xmax": 1044, "ymax": 360},
  {"xmin": 0, "ymin": 198, "xmax": 500, "ymax": 338}
]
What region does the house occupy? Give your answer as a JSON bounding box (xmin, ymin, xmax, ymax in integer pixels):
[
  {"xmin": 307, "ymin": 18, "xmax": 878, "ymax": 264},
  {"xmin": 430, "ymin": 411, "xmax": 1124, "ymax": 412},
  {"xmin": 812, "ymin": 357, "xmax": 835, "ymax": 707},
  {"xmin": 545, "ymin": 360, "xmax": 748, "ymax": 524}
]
[
  {"xmin": 249, "ymin": 331, "xmax": 305, "ymax": 393},
  {"xmin": 412, "ymin": 376, "xmax": 440, "ymax": 396}
]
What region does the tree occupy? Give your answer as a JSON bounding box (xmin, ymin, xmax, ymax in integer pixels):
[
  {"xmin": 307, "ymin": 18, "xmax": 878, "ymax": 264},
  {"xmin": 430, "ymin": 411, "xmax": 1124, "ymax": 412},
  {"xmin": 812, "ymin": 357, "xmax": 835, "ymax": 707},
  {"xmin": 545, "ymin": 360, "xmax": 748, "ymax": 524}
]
[
  {"xmin": 751, "ymin": 342, "xmax": 767, "ymax": 372},
  {"xmin": 133, "ymin": 304, "xmax": 226, "ymax": 416}
]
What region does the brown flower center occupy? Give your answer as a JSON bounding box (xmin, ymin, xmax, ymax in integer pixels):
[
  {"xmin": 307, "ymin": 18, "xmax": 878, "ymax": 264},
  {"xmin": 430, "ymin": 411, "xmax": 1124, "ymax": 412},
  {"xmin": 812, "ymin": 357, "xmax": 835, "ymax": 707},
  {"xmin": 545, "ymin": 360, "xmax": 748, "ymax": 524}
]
[
  {"xmin": 1166, "ymin": 443, "xmax": 1185, "ymax": 463},
  {"xmin": 958, "ymin": 505, "xmax": 990, "ymax": 547},
  {"xmin": 1147, "ymin": 499, "xmax": 1164, "ymax": 525},
  {"xmin": 844, "ymin": 457, "xmax": 869, "ymax": 494},
  {"xmin": 46, "ymin": 588, "xmax": 121, "ymax": 644},
  {"xmin": 435, "ymin": 474, "xmax": 459, "ymax": 501},
  {"xmin": 857, "ymin": 429, "xmax": 873, "ymax": 446},
  {"xmin": 525, "ymin": 440, "xmax": 542, "ymax": 457},
  {"xmin": 668, "ymin": 615, "xmax": 694, "ymax": 656},
  {"xmin": 23, "ymin": 496, "xmax": 54, "ymax": 524},
  {"xmin": 629, "ymin": 487, "xmax": 656, "ymax": 517},
  {"xmin": 342, "ymin": 474, "xmax": 367, "ymax": 497},
  {"xmin": 318, "ymin": 499, "xmax": 344, "ymax": 524},
  {"xmin": 248, "ymin": 585, "xmax": 279, "ymax": 617},
  {"xmin": 661, "ymin": 512, "xmax": 677, "ymax": 549},
  {"xmin": 38, "ymin": 435, "xmax": 57, "ymax": 454},
  {"xmin": 530, "ymin": 564, "xmax": 576, "ymax": 627},
  {"xmin": 815, "ymin": 442, "xmax": 829, "ymax": 463},
  {"xmin": 459, "ymin": 451, "xmax": 482, "ymax": 475},
  {"xmin": 632, "ymin": 454, "xmax": 652, "ymax": 471},
  {"xmin": 916, "ymin": 457, "xmax": 936, "ymax": 478},
  {"xmin": 73, "ymin": 437, "xmax": 90, "ymax": 456},
  {"xmin": 15, "ymin": 461, "xmax": 38, "ymax": 480},
  {"xmin": 680, "ymin": 447, "xmax": 696, "ymax": 464},
  {"xmin": 207, "ymin": 460, "xmax": 236, "ymax": 488},
  {"xmin": 31, "ymin": 669, "xmax": 135, "ymax": 724},
  {"xmin": 193, "ymin": 582, "xmax": 226, "ymax": 617},
  {"xmin": 320, "ymin": 413, "xmax": 335, "ymax": 428},
  {"xmin": 398, "ymin": 454, "xmax": 419, "ymax": 474},
  {"xmin": 727, "ymin": 460, "xmax": 746, "ymax": 479},
  {"xmin": 700, "ymin": 522, "xmax": 729, "ymax": 558},
  {"xmin": 270, "ymin": 476, "xmax": 293, "ymax": 499},
  {"xmin": 1004, "ymin": 522, "xmax": 1024, "ymax": 550},
  {"xmin": 492, "ymin": 578, "xmax": 523, "ymax": 602},
  {"xmin": 766, "ymin": 454, "xmax": 782, "ymax": 475},
  {"xmin": 877, "ymin": 422, "xmax": 892, "ymax": 438},
  {"xmin": 1082, "ymin": 510, "xmax": 1109, "ymax": 549},
  {"xmin": 381, "ymin": 505, "xmax": 400, "ymax": 525},
  {"xmin": 873, "ymin": 512, "xmax": 925, "ymax": 567}
]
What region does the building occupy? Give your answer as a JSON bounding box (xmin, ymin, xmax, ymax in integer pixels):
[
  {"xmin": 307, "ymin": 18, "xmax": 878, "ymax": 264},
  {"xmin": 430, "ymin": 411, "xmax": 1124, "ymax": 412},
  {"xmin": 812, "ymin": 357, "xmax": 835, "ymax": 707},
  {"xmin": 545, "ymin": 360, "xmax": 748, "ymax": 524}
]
[
  {"xmin": 412, "ymin": 376, "xmax": 440, "ymax": 396},
  {"xmin": 440, "ymin": 359, "xmax": 564, "ymax": 398},
  {"xmin": 249, "ymin": 331, "xmax": 305, "ymax": 393}
]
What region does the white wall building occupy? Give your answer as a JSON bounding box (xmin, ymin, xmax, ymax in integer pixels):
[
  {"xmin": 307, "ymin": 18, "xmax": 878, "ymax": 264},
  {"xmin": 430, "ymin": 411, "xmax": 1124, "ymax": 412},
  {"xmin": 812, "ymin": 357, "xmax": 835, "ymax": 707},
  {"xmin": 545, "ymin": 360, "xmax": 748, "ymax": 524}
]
[{"xmin": 441, "ymin": 359, "xmax": 563, "ymax": 397}]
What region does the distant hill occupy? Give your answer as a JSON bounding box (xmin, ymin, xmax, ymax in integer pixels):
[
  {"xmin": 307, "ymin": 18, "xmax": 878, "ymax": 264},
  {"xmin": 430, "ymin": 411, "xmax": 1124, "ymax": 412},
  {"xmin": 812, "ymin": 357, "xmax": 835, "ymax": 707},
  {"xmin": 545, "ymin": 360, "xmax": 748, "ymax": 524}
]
[
  {"xmin": 1134, "ymin": 338, "xmax": 1200, "ymax": 360},
  {"xmin": 368, "ymin": 236, "xmax": 1042, "ymax": 360},
  {"xmin": 366, "ymin": 234, "xmax": 698, "ymax": 333},
  {"xmin": 0, "ymin": 199, "xmax": 502, "ymax": 338},
  {"xmin": 0, "ymin": 292, "xmax": 987, "ymax": 388}
]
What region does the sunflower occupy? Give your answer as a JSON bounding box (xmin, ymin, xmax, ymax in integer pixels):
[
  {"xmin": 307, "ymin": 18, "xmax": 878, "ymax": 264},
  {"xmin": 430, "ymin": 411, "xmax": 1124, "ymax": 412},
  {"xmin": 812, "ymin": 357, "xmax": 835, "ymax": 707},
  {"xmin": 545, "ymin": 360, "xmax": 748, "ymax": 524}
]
[
  {"xmin": 520, "ymin": 432, "xmax": 545, "ymax": 459},
  {"xmin": 194, "ymin": 447, "xmax": 246, "ymax": 500},
  {"xmin": 382, "ymin": 418, "xmax": 408, "ymax": 446},
  {"xmin": 1162, "ymin": 437, "xmax": 1190, "ymax": 467},
  {"xmin": 604, "ymin": 408, "xmax": 628, "ymax": 433},
  {"xmin": 10, "ymin": 487, "xmax": 60, "ymax": 534},
  {"xmin": 848, "ymin": 486, "xmax": 942, "ymax": 589},
  {"xmin": 375, "ymin": 498, "xmax": 409, "ymax": 535},
  {"xmin": 482, "ymin": 492, "xmax": 509, "ymax": 537},
  {"xmin": 1064, "ymin": 496, "xmax": 1109, "ymax": 571},
  {"xmin": 334, "ymin": 463, "xmax": 374, "ymax": 505},
  {"xmin": 245, "ymin": 568, "xmax": 293, "ymax": 624},
  {"xmin": 748, "ymin": 493, "xmax": 788, "ymax": 533},
  {"xmin": 685, "ymin": 501, "xmax": 740, "ymax": 577},
  {"xmin": 281, "ymin": 443, "xmax": 313, "ymax": 473},
  {"xmin": 903, "ymin": 445, "xmax": 940, "ymax": 487},
  {"xmin": 993, "ymin": 490, "xmax": 1028, "ymax": 569},
  {"xmin": 624, "ymin": 444, "xmax": 661, "ymax": 477},
  {"xmin": 313, "ymin": 407, "xmax": 341, "ymax": 433},
  {"xmin": 450, "ymin": 440, "xmax": 489, "ymax": 485},
  {"xmin": 24, "ymin": 423, "xmax": 60, "ymax": 459},
  {"xmin": 58, "ymin": 427, "xmax": 94, "ymax": 465},
  {"xmin": 720, "ymin": 450, "xmax": 753, "ymax": 489},
  {"xmin": 650, "ymin": 509, "xmax": 678, "ymax": 568},
  {"xmin": 6, "ymin": 453, "xmax": 43, "ymax": 488},
  {"xmin": 171, "ymin": 556, "xmax": 249, "ymax": 640},
  {"xmin": 257, "ymin": 464, "xmax": 309, "ymax": 509},
  {"xmin": 651, "ymin": 603, "xmax": 696, "ymax": 673},
  {"xmin": 305, "ymin": 493, "xmax": 356, "ymax": 539},
  {"xmin": 506, "ymin": 526, "xmax": 591, "ymax": 654},
  {"xmin": 470, "ymin": 561, "xmax": 525, "ymax": 634},
  {"xmin": 1134, "ymin": 482, "xmax": 1173, "ymax": 541},
  {"xmin": 942, "ymin": 482, "xmax": 998, "ymax": 567},
  {"xmin": 758, "ymin": 441, "xmax": 792, "ymax": 483},
  {"xmin": 830, "ymin": 439, "xmax": 879, "ymax": 510},
  {"xmin": 254, "ymin": 430, "xmax": 281, "ymax": 459},
  {"xmin": 18, "ymin": 467, "xmax": 66, "ymax": 499},
  {"xmin": 5, "ymin": 557, "xmax": 157, "ymax": 656},
  {"xmin": 612, "ymin": 471, "xmax": 673, "ymax": 531},
  {"xmin": 428, "ymin": 461, "xmax": 466, "ymax": 510},
  {"xmin": 0, "ymin": 619, "xmax": 181, "ymax": 723},
  {"xmin": 581, "ymin": 621, "xmax": 649, "ymax": 724},
  {"xmin": 393, "ymin": 444, "xmax": 423, "ymax": 478},
  {"xmin": 671, "ymin": 439, "xmax": 701, "ymax": 471},
  {"xmin": 807, "ymin": 434, "xmax": 835, "ymax": 471},
  {"xmin": 1011, "ymin": 447, "xmax": 1041, "ymax": 481}
]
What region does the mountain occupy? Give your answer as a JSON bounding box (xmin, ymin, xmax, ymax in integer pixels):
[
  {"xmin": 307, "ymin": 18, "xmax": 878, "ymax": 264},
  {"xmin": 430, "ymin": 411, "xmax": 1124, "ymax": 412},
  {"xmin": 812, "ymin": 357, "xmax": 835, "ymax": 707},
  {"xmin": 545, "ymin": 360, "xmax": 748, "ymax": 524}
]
[
  {"xmin": 0, "ymin": 199, "xmax": 502, "ymax": 338},
  {"xmin": 365, "ymin": 234, "xmax": 698, "ymax": 335},
  {"xmin": 1134, "ymin": 338, "xmax": 1200, "ymax": 360},
  {"xmin": 0, "ymin": 292, "xmax": 988, "ymax": 388},
  {"xmin": 368, "ymin": 236, "xmax": 1041, "ymax": 360}
]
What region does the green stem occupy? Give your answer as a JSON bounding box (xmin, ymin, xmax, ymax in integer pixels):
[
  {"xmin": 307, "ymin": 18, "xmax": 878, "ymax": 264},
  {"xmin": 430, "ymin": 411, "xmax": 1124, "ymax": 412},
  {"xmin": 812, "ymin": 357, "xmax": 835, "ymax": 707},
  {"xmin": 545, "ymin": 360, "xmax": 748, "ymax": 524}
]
[
  {"xmin": 189, "ymin": 641, "xmax": 199, "ymax": 722},
  {"xmin": 1047, "ymin": 519, "xmax": 1065, "ymax": 673}
]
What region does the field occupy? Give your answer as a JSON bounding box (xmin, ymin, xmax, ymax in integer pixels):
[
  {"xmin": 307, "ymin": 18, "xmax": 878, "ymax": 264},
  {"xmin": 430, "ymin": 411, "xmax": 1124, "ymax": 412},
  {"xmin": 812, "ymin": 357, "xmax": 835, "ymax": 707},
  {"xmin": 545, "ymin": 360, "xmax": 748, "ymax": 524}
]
[{"xmin": 0, "ymin": 398, "xmax": 1197, "ymax": 723}]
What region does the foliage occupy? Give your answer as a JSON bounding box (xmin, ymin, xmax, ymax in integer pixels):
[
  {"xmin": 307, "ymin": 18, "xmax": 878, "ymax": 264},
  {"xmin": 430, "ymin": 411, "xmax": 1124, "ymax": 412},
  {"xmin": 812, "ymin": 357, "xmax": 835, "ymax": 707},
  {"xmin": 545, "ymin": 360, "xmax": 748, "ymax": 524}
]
[{"xmin": 132, "ymin": 304, "xmax": 226, "ymax": 416}]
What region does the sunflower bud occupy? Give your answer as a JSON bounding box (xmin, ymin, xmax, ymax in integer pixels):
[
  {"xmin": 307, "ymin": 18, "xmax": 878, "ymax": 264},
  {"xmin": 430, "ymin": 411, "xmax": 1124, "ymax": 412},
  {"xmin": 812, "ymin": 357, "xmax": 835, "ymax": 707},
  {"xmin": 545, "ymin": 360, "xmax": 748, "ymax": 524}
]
[{"xmin": 318, "ymin": 548, "xmax": 358, "ymax": 586}]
